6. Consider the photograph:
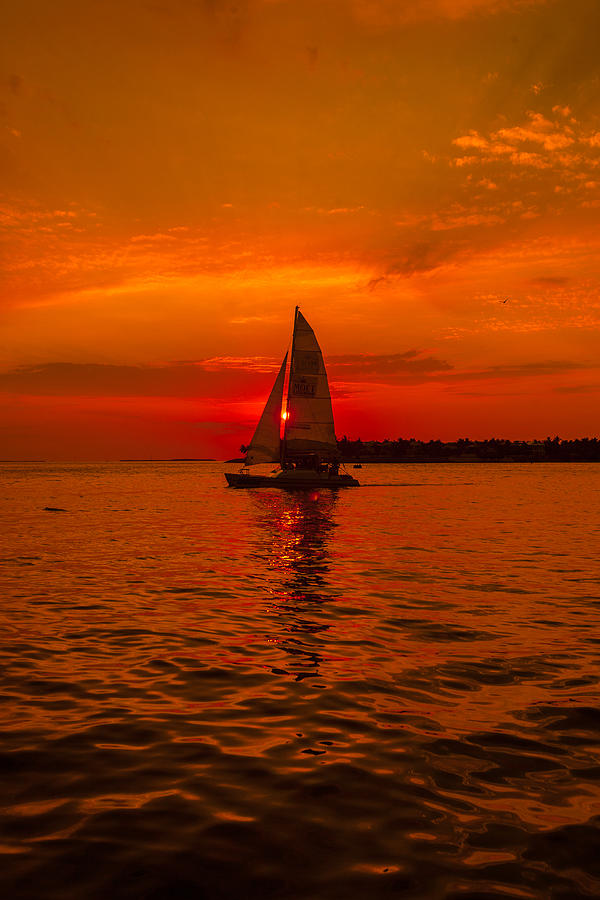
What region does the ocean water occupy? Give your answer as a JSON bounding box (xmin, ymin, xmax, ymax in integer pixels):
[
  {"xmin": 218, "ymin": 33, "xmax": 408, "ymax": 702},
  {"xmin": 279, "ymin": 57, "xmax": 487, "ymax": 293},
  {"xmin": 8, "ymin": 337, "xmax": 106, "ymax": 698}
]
[{"xmin": 1, "ymin": 461, "xmax": 599, "ymax": 900}]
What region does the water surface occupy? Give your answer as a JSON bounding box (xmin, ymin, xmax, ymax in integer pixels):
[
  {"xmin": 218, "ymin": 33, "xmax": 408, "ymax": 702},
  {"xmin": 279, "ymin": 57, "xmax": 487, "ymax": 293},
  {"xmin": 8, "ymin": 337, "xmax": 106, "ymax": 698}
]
[{"xmin": 1, "ymin": 462, "xmax": 599, "ymax": 898}]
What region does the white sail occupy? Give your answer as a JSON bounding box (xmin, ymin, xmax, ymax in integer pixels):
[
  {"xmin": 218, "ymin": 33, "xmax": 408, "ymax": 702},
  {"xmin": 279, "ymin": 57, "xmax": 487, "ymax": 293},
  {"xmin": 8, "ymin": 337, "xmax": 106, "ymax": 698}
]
[
  {"xmin": 245, "ymin": 353, "xmax": 288, "ymax": 465},
  {"xmin": 284, "ymin": 310, "xmax": 338, "ymax": 457}
]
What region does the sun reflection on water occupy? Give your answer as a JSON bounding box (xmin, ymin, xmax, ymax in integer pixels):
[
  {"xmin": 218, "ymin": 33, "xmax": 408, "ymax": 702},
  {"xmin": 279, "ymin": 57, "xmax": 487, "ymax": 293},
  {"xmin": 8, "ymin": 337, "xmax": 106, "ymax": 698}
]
[{"xmin": 248, "ymin": 490, "xmax": 340, "ymax": 680}]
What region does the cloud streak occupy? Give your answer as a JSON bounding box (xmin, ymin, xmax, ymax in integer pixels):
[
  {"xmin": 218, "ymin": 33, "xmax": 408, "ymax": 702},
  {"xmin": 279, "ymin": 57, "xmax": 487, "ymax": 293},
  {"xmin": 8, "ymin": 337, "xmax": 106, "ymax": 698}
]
[
  {"xmin": 2, "ymin": 354, "xmax": 595, "ymax": 399},
  {"xmin": 450, "ymin": 110, "xmax": 600, "ymax": 192},
  {"xmin": 350, "ymin": 0, "xmax": 549, "ymax": 26},
  {"xmin": 0, "ymin": 361, "xmax": 274, "ymax": 398}
]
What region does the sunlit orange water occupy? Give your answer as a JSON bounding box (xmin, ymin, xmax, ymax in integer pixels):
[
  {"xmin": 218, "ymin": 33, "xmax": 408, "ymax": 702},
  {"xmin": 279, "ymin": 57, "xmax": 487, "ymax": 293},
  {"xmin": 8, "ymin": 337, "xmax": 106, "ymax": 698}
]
[{"xmin": 1, "ymin": 462, "xmax": 599, "ymax": 899}]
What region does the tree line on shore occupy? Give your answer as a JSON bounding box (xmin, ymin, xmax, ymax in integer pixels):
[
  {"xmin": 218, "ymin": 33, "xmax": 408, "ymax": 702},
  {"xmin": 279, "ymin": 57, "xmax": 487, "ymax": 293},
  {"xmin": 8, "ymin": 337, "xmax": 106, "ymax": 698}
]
[{"xmin": 337, "ymin": 436, "xmax": 600, "ymax": 462}]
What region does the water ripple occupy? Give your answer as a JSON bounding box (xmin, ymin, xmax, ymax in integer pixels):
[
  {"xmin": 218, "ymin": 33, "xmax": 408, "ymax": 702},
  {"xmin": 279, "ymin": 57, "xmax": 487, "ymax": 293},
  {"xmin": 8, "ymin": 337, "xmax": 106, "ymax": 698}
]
[{"xmin": 1, "ymin": 461, "xmax": 599, "ymax": 898}]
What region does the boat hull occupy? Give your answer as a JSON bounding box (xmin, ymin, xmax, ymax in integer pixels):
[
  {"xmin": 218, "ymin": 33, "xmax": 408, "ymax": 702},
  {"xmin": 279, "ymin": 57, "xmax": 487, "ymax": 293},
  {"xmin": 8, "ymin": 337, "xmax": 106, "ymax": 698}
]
[{"xmin": 225, "ymin": 470, "xmax": 359, "ymax": 489}]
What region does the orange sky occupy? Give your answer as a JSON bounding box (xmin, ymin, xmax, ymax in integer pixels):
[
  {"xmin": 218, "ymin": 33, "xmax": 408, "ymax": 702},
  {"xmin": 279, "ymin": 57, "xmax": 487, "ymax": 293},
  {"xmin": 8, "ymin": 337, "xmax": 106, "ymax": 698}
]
[{"xmin": 1, "ymin": 0, "xmax": 600, "ymax": 459}]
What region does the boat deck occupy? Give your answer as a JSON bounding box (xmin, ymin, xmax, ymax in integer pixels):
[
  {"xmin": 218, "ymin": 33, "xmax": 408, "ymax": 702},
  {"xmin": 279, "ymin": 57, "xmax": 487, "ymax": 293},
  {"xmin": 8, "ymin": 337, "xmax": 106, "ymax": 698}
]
[{"xmin": 225, "ymin": 469, "xmax": 359, "ymax": 489}]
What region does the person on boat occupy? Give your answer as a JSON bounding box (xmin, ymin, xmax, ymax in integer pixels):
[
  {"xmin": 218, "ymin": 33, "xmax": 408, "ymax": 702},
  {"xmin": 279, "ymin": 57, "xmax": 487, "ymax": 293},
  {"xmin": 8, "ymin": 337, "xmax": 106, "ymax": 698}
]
[{"xmin": 328, "ymin": 461, "xmax": 340, "ymax": 477}]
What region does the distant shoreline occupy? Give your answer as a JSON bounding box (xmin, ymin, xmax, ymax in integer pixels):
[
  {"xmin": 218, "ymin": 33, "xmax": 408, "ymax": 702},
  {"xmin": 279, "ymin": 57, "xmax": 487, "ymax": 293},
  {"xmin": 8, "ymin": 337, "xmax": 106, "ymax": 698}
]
[
  {"xmin": 337, "ymin": 437, "xmax": 600, "ymax": 463},
  {"xmin": 2, "ymin": 458, "xmax": 599, "ymax": 466},
  {"xmin": 3, "ymin": 438, "xmax": 600, "ymax": 465},
  {"xmin": 340, "ymin": 458, "xmax": 600, "ymax": 464},
  {"xmin": 0, "ymin": 458, "xmax": 217, "ymax": 464}
]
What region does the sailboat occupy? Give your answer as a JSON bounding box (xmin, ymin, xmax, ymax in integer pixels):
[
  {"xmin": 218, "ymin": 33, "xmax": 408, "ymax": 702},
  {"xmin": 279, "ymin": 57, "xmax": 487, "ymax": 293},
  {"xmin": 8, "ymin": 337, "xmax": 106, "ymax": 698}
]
[{"xmin": 225, "ymin": 307, "xmax": 359, "ymax": 488}]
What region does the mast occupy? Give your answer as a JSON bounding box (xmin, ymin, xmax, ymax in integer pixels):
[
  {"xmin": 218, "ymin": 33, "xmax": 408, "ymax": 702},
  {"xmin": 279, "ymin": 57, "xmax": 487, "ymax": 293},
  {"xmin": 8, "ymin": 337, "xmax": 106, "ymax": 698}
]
[{"xmin": 281, "ymin": 305, "xmax": 299, "ymax": 465}]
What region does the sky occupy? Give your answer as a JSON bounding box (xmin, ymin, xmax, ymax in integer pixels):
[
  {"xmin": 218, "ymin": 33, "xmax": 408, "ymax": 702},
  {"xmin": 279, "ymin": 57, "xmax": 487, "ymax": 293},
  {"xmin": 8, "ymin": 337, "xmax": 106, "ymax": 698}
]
[{"xmin": 1, "ymin": 0, "xmax": 600, "ymax": 459}]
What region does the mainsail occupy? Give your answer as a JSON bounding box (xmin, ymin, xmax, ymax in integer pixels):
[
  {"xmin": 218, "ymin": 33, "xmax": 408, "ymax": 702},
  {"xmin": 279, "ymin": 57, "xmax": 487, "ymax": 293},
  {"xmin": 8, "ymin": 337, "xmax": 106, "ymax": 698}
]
[
  {"xmin": 245, "ymin": 353, "xmax": 288, "ymax": 465},
  {"xmin": 283, "ymin": 309, "xmax": 338, "ymax": 458}
]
